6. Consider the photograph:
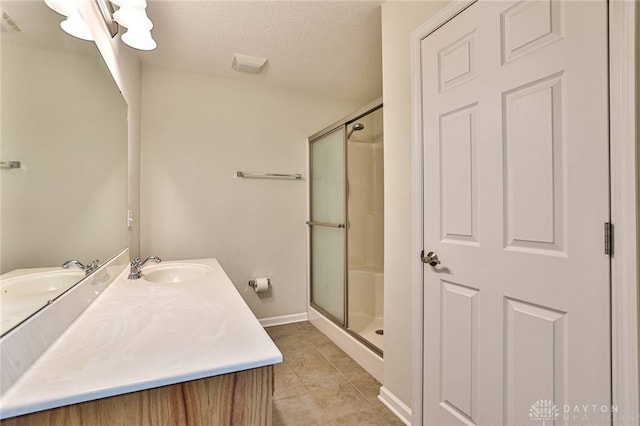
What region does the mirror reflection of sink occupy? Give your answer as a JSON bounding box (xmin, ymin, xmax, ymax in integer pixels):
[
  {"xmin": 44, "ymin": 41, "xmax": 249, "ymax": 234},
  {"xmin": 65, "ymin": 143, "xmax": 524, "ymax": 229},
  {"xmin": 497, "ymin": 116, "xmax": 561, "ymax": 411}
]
[
  {"xmin": 141, "ymin": 264, "xmax": 212, "ymax": 284},
  {"xmin": 1, "ymin": 269, "xmax": 86, "ymax": 334},
  {"xmin": 1, "ymin": 270, "xmax": 85, "ymax": 297}
]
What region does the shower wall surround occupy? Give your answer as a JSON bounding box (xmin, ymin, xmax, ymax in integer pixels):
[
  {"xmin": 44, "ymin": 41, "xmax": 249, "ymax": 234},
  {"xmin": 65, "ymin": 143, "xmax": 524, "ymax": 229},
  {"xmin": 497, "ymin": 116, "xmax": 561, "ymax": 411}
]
[
  {"xmin": 347, "ymin": 106, "xmax": 384, "ymax": 350},
  {"xmin": 140, "ymin": 66, "xmax": 359, "ymax": 321}
]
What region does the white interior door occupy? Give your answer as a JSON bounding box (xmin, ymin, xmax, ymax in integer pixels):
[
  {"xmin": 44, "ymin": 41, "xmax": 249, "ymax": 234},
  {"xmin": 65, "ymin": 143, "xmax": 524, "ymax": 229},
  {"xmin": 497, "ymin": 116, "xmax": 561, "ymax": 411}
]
[{"xmin": 421, "ymin": 1, "xmax": 610, "ymax": 425}]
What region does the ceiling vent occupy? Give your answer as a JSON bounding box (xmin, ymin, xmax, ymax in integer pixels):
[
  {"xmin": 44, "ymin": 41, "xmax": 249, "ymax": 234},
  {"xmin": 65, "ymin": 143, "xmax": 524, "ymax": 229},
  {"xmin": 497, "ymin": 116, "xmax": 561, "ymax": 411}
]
[
  {"xmin": 1, "ymin": 11, "xmax": 21, "ymax": 33},
  {"xmin": 231, "ymin": 53, "xmax": 268, "ymax": 74}
]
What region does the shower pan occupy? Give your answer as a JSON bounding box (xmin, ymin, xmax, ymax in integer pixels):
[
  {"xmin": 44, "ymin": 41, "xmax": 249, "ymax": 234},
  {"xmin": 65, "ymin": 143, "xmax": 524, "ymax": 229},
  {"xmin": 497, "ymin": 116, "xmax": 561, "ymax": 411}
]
[{"xmin": 307, "ymin": 101, "xmax": 384, "ymax": 355}]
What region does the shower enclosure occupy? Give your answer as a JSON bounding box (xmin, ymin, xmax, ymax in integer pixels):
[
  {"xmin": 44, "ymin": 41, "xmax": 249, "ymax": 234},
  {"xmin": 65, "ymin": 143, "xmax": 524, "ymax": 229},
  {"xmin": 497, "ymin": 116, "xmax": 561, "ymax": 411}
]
[{"xmin": 308, "ymin": 101, "xmax": 384, "ymax": 354}]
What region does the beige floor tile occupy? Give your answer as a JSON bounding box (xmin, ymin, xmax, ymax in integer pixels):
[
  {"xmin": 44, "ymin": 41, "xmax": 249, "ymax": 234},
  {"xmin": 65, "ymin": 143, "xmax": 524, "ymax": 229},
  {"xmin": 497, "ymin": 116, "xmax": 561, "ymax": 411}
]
[
  {"xmin": 331, "ymin": 357, "xmax": 372, "ymax": 382},
  {"xmin": 374, "ymin": 405, "xmax": 406, "ymax": 425},
  {"xmin": 295, "ymin": 321, "xmax": 319, "ymax": 332},
  {"xmin": 291, "ymin": 357, "xmax": 348, "ymax": 391},
  {"xmin": 280, "ymin": 343, "xmax": 320, "ymax": 364},
  {"xmin": 290, "ymin": 348, "xmax": 332, "ymax": 369},
  {"xmin": 330, "ymin": 407, "xmax": 405, "ymax": 426},
  {"xmin": 350, "ymin": 376, "xmax": 382, "ymax": 404},
  {"xmin": 315, "ymin": 341, "xmax": 348, "ymax": 362},
  {"xmin": 274, "ymin": 362, "xmax": 306, "ymax": 400},
  {"xmin": 273, "ymin": 332, "xmax": 315, "ymax": 351},
  {"xmin": 268, "ymin": 323, "xmax": 404, "ymax": 425},
  {"xmin": 309, "ymin": 383, "xmax": 372, "ymax": 420},
  {"xmin": 273, "ymin": 393, "xmax": 331, "ymax": 426},
  {"xmin": 306, "ymin": 328, "xmax": 333, "ymax": 346},
  {"xmin": 267, "ymin": 324, "xmax": 303, "ymax": 339}
]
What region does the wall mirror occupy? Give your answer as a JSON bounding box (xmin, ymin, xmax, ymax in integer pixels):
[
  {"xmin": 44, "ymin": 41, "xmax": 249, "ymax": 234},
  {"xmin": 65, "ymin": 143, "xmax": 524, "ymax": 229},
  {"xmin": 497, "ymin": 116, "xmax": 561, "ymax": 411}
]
[{"xmin": 0, "ymin": 0, "xmax": 127, "ymax": 336}]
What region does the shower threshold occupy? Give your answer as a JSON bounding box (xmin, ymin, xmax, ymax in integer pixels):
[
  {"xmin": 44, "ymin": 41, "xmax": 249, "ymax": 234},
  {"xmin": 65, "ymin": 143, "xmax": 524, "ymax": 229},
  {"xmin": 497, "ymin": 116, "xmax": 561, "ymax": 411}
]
[
  {"xmin": 348, "ymin": 315, "xmax": 384, "ymax": 351},
  {"xmin": 308, "ymin": 306, "xmax": 383, "ymax": 381}
]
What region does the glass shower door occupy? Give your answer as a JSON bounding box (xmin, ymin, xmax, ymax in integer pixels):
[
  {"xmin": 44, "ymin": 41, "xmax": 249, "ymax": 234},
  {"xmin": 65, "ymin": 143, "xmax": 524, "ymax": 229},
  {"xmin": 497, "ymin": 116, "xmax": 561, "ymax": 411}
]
[{"xmin": 309, "ymin": 128, "xmax": 346, "ymax": 324}]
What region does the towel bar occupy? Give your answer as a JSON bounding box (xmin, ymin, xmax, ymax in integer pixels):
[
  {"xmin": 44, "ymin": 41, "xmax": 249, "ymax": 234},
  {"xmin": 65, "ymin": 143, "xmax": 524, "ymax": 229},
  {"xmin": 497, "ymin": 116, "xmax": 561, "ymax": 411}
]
[{"xmin": 236, "ymin": 171, "xmax": 302, "ymax": 180}]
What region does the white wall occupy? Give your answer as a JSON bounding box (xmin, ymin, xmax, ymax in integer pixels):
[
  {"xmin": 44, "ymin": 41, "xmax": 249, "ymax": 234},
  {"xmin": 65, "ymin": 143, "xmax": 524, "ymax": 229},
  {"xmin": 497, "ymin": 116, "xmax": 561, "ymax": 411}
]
[
  {"xmin": 381, "ymin": 0, "xmax": 448, "ymax": 408},
  {"xmin": 140, "ymin": 66, "xmax": 359, "ymax": 319}
]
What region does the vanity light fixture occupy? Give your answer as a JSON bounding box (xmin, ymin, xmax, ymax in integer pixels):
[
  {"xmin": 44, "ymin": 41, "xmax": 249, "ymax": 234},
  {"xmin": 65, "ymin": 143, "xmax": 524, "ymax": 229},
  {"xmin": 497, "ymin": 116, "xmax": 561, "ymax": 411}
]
[
  {"xmin": 110, "ymin": 0, "xmax": 157, "ymax": 51},
  {"xmin": 95, "ymin": 0, "xmax": 118, "ymax": 38},
  {"xmin": 43, "ymin": 0, "xmax": 156, "ymax": 50},
  {"xmin": 112, "ymin": 8, "xmax": 148, "ymax": 28},
  {"xmin": 44, "ymin": 0, "xmax": 94, "ymax": 41},
  {"xmin": 59, "ymin": 14, "xmax": 93, "ymax": 40}
]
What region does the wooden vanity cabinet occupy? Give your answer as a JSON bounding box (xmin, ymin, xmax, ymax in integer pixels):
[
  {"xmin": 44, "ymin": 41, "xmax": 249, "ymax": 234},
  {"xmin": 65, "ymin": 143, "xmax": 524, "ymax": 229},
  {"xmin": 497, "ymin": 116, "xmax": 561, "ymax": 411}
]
[{"xmin": 1, "ymin": 365, "xmax": 273, "ymax": 426}]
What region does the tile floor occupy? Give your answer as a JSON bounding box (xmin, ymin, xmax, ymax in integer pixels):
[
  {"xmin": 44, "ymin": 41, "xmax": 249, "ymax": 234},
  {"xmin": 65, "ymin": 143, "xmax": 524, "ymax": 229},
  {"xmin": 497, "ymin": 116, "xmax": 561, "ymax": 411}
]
[{"xmin": 266, "ymin": 321, "xmax": 404, "ymax": 426}]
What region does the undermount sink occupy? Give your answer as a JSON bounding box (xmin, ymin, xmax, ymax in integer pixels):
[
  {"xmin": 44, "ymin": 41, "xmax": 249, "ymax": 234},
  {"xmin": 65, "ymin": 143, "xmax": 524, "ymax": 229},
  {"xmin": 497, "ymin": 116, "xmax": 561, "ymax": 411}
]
[
  {"xmin": 1, "ymin": 270, "xmax": 85, "ymax": 297},
  {"xmin": 141, "ymin": 263, "xmax": 212, "ymax": 284}
]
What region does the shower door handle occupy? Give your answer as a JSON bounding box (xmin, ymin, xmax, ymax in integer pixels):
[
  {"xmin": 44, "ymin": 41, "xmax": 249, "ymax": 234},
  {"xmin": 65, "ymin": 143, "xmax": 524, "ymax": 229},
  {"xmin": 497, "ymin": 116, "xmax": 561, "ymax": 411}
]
[{"xmin": 306, "ymin": 221, "xmax": 345, "ymax": 229}]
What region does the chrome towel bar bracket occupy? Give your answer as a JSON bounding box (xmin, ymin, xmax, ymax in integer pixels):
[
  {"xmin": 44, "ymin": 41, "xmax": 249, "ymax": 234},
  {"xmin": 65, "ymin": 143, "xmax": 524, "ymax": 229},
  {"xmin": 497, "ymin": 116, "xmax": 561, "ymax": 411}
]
[{"xmin": 0, "ymin": 161, "xmax": 21, "ymax": 169}]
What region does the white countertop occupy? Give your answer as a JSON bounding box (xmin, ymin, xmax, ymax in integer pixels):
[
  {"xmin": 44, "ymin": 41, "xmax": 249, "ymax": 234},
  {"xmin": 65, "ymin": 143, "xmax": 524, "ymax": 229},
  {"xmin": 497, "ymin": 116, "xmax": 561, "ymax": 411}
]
[{"xmin": 0, "ymin": 258, "xmax": 282, "ymax": 419}]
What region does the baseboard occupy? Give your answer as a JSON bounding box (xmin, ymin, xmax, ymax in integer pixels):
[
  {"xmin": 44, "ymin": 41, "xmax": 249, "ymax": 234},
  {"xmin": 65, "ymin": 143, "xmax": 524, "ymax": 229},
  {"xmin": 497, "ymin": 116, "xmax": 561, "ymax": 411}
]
[
  {"xmin": 259, "ymin": 312, "xmax": 308, "ymax": 328},
  {"xmin": 378, "ymin": 386, "xmax": 412, "ymax": 426}
]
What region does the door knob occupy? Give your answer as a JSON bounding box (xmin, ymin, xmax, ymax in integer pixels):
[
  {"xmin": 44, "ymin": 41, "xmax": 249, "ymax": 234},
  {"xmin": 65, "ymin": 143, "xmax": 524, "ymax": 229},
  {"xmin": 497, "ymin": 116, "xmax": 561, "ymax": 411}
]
[{"xmin": 421, "ymin": 251, "xmax": 440, "ymax": 267}]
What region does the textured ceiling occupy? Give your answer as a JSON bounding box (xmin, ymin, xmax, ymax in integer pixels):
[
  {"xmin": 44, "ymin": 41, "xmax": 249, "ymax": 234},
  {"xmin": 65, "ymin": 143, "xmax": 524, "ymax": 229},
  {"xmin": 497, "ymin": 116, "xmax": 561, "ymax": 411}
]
[{"xmin": 142, "ymin": 1, "xmax": 383, "ymax": 103}]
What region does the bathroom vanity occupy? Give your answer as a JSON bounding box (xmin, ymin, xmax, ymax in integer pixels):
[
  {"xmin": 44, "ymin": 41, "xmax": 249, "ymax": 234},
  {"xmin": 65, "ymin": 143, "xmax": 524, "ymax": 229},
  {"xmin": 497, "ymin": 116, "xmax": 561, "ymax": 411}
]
[{"xmin": 0, "ymin": 259, "xmax": 282, "ymax": 425}]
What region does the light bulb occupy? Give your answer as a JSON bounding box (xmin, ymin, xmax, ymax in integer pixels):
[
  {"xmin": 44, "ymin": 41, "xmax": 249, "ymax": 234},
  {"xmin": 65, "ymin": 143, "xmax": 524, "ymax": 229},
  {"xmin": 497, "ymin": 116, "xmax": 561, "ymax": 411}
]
[
  {"xmin": 113, "ymin": 9, "xmax": 152, "ymax": 30},
  {"xmin": 43, "ymin": 0, "xmax": 76, "ymax": 16},
  {"xmin": 109, "ymin": 0, "xmax": 147, "ymax": 10},
  {"xmin": 60, "ymin": 15, "xmax": 93, "ymax": 41},
  {"xmin": 121, "ymin": 28, "xmax": 157, "ymax": 50}
]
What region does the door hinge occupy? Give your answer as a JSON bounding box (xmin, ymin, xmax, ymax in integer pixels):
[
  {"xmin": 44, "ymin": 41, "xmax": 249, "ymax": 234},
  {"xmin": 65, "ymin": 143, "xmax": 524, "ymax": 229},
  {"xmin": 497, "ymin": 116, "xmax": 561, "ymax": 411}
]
[{"xmin": 604, "ymin": 222, "xmax": 613, "ymax": 256}]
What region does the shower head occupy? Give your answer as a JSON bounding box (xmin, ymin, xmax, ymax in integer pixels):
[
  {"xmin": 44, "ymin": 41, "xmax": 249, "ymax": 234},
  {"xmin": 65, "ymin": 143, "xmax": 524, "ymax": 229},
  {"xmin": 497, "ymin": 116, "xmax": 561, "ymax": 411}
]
[{"xmin": 347, "ymin": 122, "xmax": 365, "ymax": 140}]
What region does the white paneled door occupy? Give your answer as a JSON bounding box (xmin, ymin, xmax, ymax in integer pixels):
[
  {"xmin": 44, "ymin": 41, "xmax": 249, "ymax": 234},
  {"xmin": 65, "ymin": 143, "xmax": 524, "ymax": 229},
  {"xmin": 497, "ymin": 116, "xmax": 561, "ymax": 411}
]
[{"xmin": 421, "ymin": 1, "xmax": 610, "ymax": 425}]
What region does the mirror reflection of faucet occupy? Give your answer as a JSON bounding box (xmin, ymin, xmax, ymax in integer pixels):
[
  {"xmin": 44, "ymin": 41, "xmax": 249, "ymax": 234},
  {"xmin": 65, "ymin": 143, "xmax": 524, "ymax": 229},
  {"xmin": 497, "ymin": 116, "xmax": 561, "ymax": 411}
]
[
  {"xmin": 128, "ymin": 256, "xmax": 162, "ymax": 280},
  {"xmin": 61, "ymin": 259, "xmax": 100, "ymax": 276}
]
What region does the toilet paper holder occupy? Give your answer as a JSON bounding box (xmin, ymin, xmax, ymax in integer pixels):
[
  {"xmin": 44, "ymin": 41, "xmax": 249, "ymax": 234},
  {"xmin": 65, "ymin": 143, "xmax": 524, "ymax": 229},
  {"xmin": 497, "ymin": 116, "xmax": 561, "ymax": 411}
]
[{"xmin": 248, "ymin": 278, "xmax": 270, "ymax": 289}]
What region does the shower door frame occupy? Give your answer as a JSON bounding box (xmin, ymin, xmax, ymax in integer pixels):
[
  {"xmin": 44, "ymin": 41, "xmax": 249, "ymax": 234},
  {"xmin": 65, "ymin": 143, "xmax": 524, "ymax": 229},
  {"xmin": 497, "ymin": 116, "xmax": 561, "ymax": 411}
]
[{"xmin": 307, "ymin": 98, "xmax": 383, "ymax": 357}]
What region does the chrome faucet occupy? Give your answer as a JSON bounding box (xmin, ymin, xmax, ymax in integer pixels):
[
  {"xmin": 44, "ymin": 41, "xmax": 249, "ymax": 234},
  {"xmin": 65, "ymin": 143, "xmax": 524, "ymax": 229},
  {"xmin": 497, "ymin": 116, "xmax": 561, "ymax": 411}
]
[
  {"xmin": 128, "ymin": 256, "xmax": 161, "ymax": 280},
  {"xmin": 62, "ymin": 259, "xmax": 100, "ymax": 276}
]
